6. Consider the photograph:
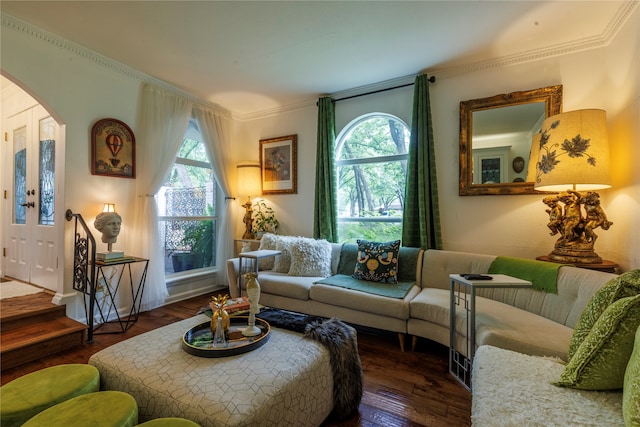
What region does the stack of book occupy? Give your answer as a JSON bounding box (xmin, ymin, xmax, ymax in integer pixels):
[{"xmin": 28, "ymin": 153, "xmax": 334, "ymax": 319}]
[
  {"xmin": 224, "ymin": 297, "xmax": 251, "ymax": 314},
  {"xmin": 96, "ymin": 251, "xmax": 134, "ymax": 264}
]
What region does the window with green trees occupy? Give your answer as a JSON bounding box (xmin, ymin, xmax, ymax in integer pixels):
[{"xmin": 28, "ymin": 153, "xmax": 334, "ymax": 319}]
[
  {"xmin": 336, "ymin": 113, "xmax": 409, "ymax": 243},
  {"xmin": 156, "ymin": 120, "xmax": 217, "ymax": 275}
]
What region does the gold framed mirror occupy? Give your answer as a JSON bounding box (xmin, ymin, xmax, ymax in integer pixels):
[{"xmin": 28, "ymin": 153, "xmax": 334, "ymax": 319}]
[{"xmin": 459, "ymin": 85, "xmax": 563, "ymax": 196}]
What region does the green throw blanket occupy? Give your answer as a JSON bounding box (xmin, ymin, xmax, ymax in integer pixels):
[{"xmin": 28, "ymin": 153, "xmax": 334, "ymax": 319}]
[
  {"xmin": 488, "ymin": 256, "xmax": 565, "ymax": 294},
  {"xmin": 314, "ymin": 274, "xmax": 415, "ymax": 299}
]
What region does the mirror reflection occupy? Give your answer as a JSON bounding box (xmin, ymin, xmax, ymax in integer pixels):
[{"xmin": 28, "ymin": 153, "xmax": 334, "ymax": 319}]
[
  {"xmin": 459, "ymin": 85, "xmax": 563, "ymax": 196},
  {"xmin": 472, "ymin": 102, "xmax": 545, "ymax": 184}
]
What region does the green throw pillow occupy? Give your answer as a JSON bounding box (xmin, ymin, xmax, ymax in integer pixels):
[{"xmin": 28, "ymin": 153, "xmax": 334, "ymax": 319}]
[
  {"xmin": 352, "ymin": 239, "xmax": 400, "ymax": 284},
  {"xmin": 624, "ymin": 325, "xmax": 640, "ymax": 426},
  {"xmin": 569, "ymin": 269, "xmax": 640, "ymax": 360},
  {"xmin": 555, "ymin": 294, "xmax": 640, "ymax": 390}
]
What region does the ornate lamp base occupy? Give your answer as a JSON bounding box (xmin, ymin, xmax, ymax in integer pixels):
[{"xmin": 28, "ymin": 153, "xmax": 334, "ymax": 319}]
[{"xmin": 546, "ymin": 247, "xmax": 603, "ymax": 264}]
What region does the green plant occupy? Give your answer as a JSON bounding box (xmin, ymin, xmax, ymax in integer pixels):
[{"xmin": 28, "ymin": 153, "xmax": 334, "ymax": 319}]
[
  {"xmin": 181, "ymin": 219, "xmax": 213, "ymax": 265},
  {"xmin": 252, "ymin": 199, "xmax": 279, "ymax": 233},
  {"xmin": 174, "ymin": 204, "xmax": 215, "ymax": 270}
]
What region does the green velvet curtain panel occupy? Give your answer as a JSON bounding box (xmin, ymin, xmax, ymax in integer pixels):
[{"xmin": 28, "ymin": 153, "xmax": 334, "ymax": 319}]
[
  {"xmin": 313, "ymin": 97, "xmax": 338, "ymax": 241},
  {"xmin": 402, "ymin": 74, "xmax": 442, "ymax": 249}
]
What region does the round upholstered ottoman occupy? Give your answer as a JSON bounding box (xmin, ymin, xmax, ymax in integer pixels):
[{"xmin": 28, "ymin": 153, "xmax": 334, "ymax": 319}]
[
  {"xmin": 136, "ymin": 418, "xmax": 200, "ymax": 426},
  {"xmin": 0, "ymin": 364, "xmax": 100, "ymax": 427},
  {"xmin": 22, "ymin": 391, "xmax": 138, "ymax": 427}
]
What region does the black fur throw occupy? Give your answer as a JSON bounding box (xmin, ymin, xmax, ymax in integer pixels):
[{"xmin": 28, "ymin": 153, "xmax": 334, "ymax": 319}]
[
  {"xmin": 256, "ymin": 308, "xmax": 325, "ymax": 333},
  {"xmin": 304, "ymin": 318, "xmax": 363, "ymax": 420}
]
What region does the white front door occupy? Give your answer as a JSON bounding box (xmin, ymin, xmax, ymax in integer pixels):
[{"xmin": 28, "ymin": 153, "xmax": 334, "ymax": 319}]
[{"xmin": 3, "ymin": 105, "xmax": 61, "ymax": 291}]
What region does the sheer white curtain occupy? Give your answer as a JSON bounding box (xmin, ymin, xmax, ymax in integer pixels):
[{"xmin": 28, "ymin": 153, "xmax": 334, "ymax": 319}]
[
  {"xmin": 193, "ymin": 107, "xmax": 235, "ymax": 273},
  {"xmin": 132, "ymin": 84, "xmax": 193, "ymax": 311}
]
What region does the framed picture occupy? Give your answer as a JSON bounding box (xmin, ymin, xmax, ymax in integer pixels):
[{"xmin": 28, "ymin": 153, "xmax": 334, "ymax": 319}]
[
  {"xmin": 91, "ymin": 118, "xmax": 136, "ymax": 178},
  {"xmin": 259, "ymin": 134, "xmax": 297, "ymax": 194}
]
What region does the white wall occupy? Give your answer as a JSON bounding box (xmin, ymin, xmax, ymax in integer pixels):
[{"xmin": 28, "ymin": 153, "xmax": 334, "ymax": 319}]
[
  {"xmin": 1, "ymin": 24, "xmax": 141, "ymax": 316},
  {"xmin": 236, "ymin": 7, "xmax": 640, "ymax": 271},
  {"xmin": 2, "ymin": 6, "xmax": 638, "ymax": 287}
]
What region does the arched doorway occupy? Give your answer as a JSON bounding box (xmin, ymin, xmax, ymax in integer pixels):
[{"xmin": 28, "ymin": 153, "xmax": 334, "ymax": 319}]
[{"xmin": 1, "ymin": 75, "xmax": 64, "ymax": 293}]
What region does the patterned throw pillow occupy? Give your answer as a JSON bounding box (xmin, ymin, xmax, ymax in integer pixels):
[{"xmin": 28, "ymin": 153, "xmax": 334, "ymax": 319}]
[
  {"xmin": 623, "ymin": 325, "xmax": 640, "ymax": 426},
  {"xmin": 568, "ymin": 270, "xmax": 640, "ymax": 360},
  {"xmin": 352, "ymin": 240, "xmax": 400, "ymax": 284},
  {"xmin": 554, "ymin": 294, "xmax": 640, "ymax": 390},
  {"xmin": 288, "ymin": 238, "xmax": 332, "ymax": 277}
]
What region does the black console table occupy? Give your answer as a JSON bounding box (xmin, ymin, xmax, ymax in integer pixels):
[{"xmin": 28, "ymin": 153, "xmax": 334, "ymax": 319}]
[{"xmin": 93, "ymin": 257, "xmax": 149, "ymax": 336}]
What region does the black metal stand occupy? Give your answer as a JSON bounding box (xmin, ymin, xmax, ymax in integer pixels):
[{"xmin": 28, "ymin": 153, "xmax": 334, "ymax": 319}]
[
  {"xmin": 66, "ymin": 209, "xmax": 149, "ymax": 343},
  {"xmin": 92, "ymin": 257, "xmax": 149, "ymax": 335}
]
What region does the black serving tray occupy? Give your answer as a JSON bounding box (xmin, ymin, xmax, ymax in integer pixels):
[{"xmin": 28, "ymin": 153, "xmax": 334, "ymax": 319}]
[{"xmin": 182, "ymin": 316, "xmax": 270, "ymax": 358}]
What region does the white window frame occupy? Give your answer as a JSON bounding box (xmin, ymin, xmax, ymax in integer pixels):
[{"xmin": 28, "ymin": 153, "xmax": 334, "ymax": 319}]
[
  {"xmin": 335, "ymin": 112, "xmax": 410, "ymax": 239},
  {"xmin": 156, "ymin": 120, "xmax": 220, "ymax": 283}
]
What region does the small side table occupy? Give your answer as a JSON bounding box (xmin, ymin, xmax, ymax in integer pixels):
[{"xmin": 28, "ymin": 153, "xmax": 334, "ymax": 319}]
[
  {"xmin": 449, "ymin": 273, "xmax": 532, "ymax": 390},
  {"xmin": 535, "ymin": 255, "xmax": 618, "ymax": 273},
  {"xmin": 237, "ymin": 250, "xmax": 281, "ymax": 296},
  {"xmin": 90, "ymin": 257, "xmax": 149, "ymax": 342}
]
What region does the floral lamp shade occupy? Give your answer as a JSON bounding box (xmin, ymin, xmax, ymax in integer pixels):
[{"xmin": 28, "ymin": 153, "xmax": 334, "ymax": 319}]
[
  {"xmin": 533, "ymin": 109, "xmax": 611, "ymax": 192},
  {"xmin": 526, "ymin": 133, "xmax": 541, "ymax": 183}
]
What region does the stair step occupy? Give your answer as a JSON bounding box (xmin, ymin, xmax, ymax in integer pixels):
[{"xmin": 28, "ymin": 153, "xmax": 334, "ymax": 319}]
[
  {"xmin": 2, "ymin": 304, "xmax": 68, "ymax": 331},
  {"xmin": 1, "ymin": 292, "xmax": 88, "ymax": 371},
  {"xmin": 1, "ymin": 318, "xmax": 87, "ymax": 371}
]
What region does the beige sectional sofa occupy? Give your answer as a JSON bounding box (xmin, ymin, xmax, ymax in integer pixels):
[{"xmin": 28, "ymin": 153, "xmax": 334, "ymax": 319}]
[
  {"xmin": 226, "ymin": 240, "xmax": 617, "ymax": 359},
  {"xmin": 227, "ymin": 242, "xmax": 423, "ymax": 351},
  {"xmin": 408, "ymin": 249, "xmax": 617, "ymax": 360}
]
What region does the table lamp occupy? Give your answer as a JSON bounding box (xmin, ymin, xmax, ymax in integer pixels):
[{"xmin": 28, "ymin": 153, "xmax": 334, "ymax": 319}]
[
  {"xmin": 237, "ymin": 161, "xmax": 262, "ymax": 239},
  {"xmin": 529, "ymin": 109, "xmax": 613, "ymax": 264}
]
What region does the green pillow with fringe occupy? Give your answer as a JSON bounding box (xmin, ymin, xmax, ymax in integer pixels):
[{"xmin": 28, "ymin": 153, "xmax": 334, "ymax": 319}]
[
  {"xmin": 569, "ymin": 270, "xmax": 640, "ymax": 360},
  {"xmin": 555, "ymin": 294, "xmax": 640, "ymax": 390},
  {"xmin": 623, "ymin": 325, "xmax": 640, "ymax": 426}
]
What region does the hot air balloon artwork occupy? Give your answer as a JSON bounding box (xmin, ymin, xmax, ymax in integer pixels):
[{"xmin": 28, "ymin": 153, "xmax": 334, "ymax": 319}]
[{"xmin": 91, "ymin": 118, "xmax": 136, "ymax": 178}]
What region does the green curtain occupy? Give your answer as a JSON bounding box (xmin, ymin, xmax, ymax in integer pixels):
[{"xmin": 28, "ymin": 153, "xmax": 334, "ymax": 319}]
[
  {"xmin": 402, "ymin": 74, "xmax": 442, "ymax": 249},
  {"xmin": 313, "ymin": 97, "xmax": 338, "ymax": 241}
]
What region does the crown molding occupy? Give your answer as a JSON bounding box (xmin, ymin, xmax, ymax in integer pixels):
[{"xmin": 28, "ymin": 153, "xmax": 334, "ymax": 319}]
[
  {"xmin": 232, "ymin": 74, "xmax": 418, "ymax": 121},
  {"xmin": 1, "ymin": 13, "xmax": 232, "ymax": 118},
  {"xmin": 430, "ymin": 1, "xmax": 638, "ymax": 81},
  {"xmin": 3, "ymin": 0, "xmax": 637, "ymax": 121}
]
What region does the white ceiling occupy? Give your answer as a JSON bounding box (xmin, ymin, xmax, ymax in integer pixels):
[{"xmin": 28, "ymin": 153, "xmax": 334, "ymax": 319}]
[{"xmin": 1, "ymin": 1, "xmax": 635, "ymax": 118}]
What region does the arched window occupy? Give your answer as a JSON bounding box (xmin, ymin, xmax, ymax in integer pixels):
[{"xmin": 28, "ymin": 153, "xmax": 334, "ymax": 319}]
[
  {"xmin": 156, "ymin": 120, "xmax": 218, "ymax": 275},
  {"xmin": 335, "ymin": 113, "xmax": 410, "ymax": 243}
]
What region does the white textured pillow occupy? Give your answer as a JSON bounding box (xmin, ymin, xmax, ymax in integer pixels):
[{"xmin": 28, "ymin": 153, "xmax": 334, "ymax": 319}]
[
  {"xmin": 273, "ymin": 236, "xmax": 296, "ymax": 273},
  {"xmin": 288, "ymin": 238, "xmax": 332, "ymax": 277},
  {"xmin": 257, "ymin": 233, "xmax": 278, "ymax": 270}
]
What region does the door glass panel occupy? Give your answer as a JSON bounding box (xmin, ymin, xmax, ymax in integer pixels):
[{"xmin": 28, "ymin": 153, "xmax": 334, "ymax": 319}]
[
  {"xmin": 39, "ymin": 116, "xmax": 55, "ymax": 226},
  {"xmin": 13, "ymin": 126, "xmax": 27, "ymax": 225}
]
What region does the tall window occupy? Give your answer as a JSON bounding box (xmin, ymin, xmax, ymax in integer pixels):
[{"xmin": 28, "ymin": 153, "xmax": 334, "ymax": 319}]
[
  {"xmin": 156, "ymin": 121, "xmax": 217, "ymax": 275},
  {"xmin": 336, "ymin": 113, "xmax": 410, "ymax": 243}
]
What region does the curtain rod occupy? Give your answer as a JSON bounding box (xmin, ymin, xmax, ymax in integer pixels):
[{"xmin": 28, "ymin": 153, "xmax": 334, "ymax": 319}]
[{"xmin": 333, "ymin": 75, "xmax": 436, "ymax": 103}]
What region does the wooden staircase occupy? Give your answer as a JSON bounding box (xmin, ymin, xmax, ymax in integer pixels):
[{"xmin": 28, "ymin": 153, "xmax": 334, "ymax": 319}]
[{"xmin": 1, "ymin": 292, "xmax": 87, "ymax": 371}]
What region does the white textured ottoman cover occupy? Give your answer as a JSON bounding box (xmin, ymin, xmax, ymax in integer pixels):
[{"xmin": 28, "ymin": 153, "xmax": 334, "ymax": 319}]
[
  {"xmin": 89, "ymin": 314, "xmax": 333, "ymax": 427},
  {"xmin": 471, "ymin": 345, "xmax": 624, "ymax": 426}
]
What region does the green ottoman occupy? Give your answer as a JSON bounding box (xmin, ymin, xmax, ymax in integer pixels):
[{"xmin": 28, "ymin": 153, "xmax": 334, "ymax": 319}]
[
  {"xmin": 136, "ymin": 418, "xmax": 200, "ymax": 426},
  {"xmin": 0, "ymin": 364, "xmax": 100, "ymax": 427},
  {"xmin": 22, "ymin": 391, "xmax": 138, "ymax": 427}
]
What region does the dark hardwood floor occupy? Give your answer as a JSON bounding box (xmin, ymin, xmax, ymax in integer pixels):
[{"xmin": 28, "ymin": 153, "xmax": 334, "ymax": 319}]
[{"xmin": 1, "ymin": 292, "xmax": 471, "ymax": 426}]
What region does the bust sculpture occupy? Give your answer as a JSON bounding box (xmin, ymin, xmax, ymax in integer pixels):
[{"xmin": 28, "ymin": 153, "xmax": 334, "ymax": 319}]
[{"xmin": 94, "ymin": 212, "xmax": 122, "ymax": 251}]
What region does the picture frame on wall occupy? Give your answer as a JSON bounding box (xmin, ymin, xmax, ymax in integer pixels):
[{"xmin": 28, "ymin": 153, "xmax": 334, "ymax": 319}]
[
  {"xmin": 91, "ymin": 118, "xmax": 136, "ymax": 178},
  {"xmin": 259, "ymin": 134, "xmax": 297, "ymax": 194}
]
